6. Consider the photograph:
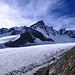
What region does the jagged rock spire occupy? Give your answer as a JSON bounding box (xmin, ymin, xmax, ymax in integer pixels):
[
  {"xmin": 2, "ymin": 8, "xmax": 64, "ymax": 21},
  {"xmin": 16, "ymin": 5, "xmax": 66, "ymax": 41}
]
[{"xmin": 30, "ymin": 20, "xmax": 45, "ymax": 29}]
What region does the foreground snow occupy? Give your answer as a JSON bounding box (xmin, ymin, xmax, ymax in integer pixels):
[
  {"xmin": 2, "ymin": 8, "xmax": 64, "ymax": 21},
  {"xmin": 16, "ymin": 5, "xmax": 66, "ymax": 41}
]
[{"xmin": 0, "ymin": 43, "xmax": 75, "ymax": 75}]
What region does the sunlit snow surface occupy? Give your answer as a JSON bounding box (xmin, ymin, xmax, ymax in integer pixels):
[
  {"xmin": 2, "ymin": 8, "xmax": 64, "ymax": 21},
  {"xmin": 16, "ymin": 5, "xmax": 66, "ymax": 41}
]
[
  {"xmin": 0, "ymin": 43, "xmax": 75, "ymax": 75},
  {"xmin": 0, "ymin": 34, "xmax": 20, "ymax": 48},
  {"xmin": 0, "ymin": 35, "xmax": 20, "ymax": 43}
]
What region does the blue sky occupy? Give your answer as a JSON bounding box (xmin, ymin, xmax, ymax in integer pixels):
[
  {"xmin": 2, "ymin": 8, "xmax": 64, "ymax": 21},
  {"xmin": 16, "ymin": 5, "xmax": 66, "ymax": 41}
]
[{"xmin": 0, "ymin": 0, "xmax": 75, "ymax": 30}]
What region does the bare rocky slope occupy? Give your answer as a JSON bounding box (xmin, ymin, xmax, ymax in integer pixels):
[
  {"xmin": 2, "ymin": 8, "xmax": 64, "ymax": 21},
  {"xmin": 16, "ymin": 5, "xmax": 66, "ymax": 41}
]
[{"xmin": 34, "ymin": 46, "xmax": 75, "ymax": 75}]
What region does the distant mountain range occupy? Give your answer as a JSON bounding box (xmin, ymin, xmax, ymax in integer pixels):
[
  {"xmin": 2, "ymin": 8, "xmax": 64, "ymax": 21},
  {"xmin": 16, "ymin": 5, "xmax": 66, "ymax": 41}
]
[{"xmin": 0, "ymin": 20, "xmax": 75, "ymax": 47}]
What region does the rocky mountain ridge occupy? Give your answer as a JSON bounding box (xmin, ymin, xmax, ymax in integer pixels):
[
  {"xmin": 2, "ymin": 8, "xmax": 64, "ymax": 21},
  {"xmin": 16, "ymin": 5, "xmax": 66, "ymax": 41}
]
[
  {"xmin": 59, "ymin": 28, "xmax": 75, "ymax": 38},
  {"xmin": 0, "ymin": 20, "xmax": 75, "ymax": 38},
  {"xmin": 0, "ymin": 20, "xmax": 75, "ymax": 47},
  {"xmin": 5, "ymin": 28, "xmax": 53, "ymax": 47}
]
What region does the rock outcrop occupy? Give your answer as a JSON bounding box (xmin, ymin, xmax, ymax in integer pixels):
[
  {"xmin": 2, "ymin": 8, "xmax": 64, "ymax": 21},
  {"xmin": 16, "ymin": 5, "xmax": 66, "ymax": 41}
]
[
  {"xmin": 5, "ymin": 28, "xmax": 53, "ymax": 47},
  {"xmin": 34, "ymin": 46, "xmax": 75, "ymax": 75},
  {"xmin": 0, "ymin": 21, "xmax": 75, "ymax": 38},
  {"xmin": 2, "ymin": 20, "xmax": 75, "ymax": 47},
  {"xmin": 59, "ymin": 29, "xmax": 75, "ymax": 38},
  {"xmin": 30, "ymin": 20, "xmax": 58, "ymax": 36}
]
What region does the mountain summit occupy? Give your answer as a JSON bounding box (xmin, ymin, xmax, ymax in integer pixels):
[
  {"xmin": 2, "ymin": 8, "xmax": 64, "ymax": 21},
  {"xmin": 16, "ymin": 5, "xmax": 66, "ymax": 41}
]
[
  {"xmin": 30, "ymin": 20, "xmax": 45, "ymax": 29},
  {"xmin": 0, "ymin": 20, "xmax": 74, "ymax": 47}
]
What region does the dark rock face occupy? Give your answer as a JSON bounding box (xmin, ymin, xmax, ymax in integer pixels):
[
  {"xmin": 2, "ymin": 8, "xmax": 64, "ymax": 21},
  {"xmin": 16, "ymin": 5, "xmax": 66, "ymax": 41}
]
[
  {"xmin": 30, "ymin": 20, "xmax": 45, "ymax": 29},
  {"xmin": 26, "ymin": 28, "xmax": 47, "ymax": 41},
  {"xmin": 20, "ymin": 30, "xmax": 34, "ymax": 43},
  {"xmin": 8, "ymin": 28, "xmax": 15, "ymax": 32},
  {"xmin": 30, "ymin": 20, "xmax": 58, "ymax": 36},
  {"xmin": 11, "ymin": 30, "xmax": 21, "ymax": 35},
  {"xmin": 34, "ymin": 46, "xmax": 75, "ymax": 75},
  {"xmin": 0, "ymin": 28, "xmax": 8, "ymax": 34},
  {"xmin": 5, "ymin": 29, "xmax": 34, "ymax": 47},
  {"xmin": 0, "ymin": 26, "xmax": 27, "ymax": 35},
  {"xmin": 34, "ymin": 66, "xmax": 49, "ymax": 75},
  {"xmin": 59, "ymin": 28, "xmax": 66, "ymax": 35},
  {"xmin": 69, "ymin": 30, "xmax": 75, "ymax": 38},
  {"xmin": 5, "ymin": 28, "xmax": 53, "ymax": 47},
  {"xmin": 59, "ymin": 29, "xmax": 75, "ymax": 38}
]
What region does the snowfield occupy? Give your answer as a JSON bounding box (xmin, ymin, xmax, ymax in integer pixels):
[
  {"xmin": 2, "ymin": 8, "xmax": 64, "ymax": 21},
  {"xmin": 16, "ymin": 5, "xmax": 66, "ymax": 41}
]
[
  {"xmin": 0, "ymin": 43, "xmax": 75, "ymax": 75},
  {"xmin": 0, "ymin": 35, "xmax": 20, "ymax": 49},
  {"xmin": 0, "ymin": 35, "xmax": 20, "ymax": 44}
]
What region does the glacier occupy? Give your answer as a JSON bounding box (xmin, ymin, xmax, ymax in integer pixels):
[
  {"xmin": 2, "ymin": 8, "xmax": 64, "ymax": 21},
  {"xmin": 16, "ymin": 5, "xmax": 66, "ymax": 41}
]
[{"xmin": 0, "ymin": 43, "xmax": 75, "ymax": 75}]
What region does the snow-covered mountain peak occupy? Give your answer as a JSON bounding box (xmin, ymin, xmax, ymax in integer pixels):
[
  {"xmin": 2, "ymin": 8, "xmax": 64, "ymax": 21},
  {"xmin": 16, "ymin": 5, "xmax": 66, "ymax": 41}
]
[
  {"xmin": 30, "ymin": 20, "xmax": 58, "ymax": 37},
  {"xmin": 0, "ymin": 28, "xmax": 8, "ymax": 34},
  {"xmin": 30, "ymin": 20, "xmax": 45, "ymax": 29},
  {"xmin": 59, "ymin": 28, "xmax": 75, "ymax": 38},
  {"xmin": 0, "ymin": 20, "xmax": 75, "ymax": 48}
]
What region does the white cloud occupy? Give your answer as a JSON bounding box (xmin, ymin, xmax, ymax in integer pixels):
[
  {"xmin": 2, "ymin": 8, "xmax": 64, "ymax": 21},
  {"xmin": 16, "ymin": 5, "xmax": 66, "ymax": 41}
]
[
  {"xmin": 0, "ymin": 1, "xmax": 36, "ymax": 28},
  {"xmin": 0, "ymin": 0, "xmax": 75, "ymax": 30},
  {"xmin": 0, "ymin": 0, "xmax": 58, "ymax": 28},
  {"xmin": 45, "ymin": 16, "xmax": 75, "ymax": 30}
]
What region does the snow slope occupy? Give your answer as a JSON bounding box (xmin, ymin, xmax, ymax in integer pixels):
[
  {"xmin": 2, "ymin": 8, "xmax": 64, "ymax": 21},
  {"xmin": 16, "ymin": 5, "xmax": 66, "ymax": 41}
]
[
  {"xmin": 36, "ymin": 27, "xmax": 50, "ymax": 38},
  {"xmin": 0, "ymin": 35, "xmax": 20, "ymax": 49},
  {"xmin": 33, "ymin": 27, "xmax": 75, "ymax": 43},
  {"xmin": 51, "ymin": 35, "xmax": 75, "ymax": 43},
  {"xmin": 0, "ymin": 35, "xmax": 20, "ymax": 44},
  {"xmin": 0, "ymin": 43, "xmax": 75, "ymax": 75},
  {"xmin": 0, "ymin": 32, "xmax": 12, "ymax": 38}
]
